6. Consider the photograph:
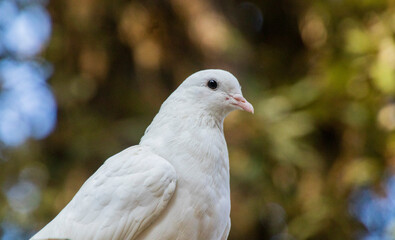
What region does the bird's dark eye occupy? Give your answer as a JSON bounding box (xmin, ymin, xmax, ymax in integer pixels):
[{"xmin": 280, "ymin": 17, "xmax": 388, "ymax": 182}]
[{"xmin": 207, "ymin": 79, "xmax": 218, "ymax": 90}]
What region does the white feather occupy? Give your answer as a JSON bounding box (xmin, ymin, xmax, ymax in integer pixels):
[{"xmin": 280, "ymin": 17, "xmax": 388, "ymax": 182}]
[{"xmin": 31, "ymin": 69, "xmax": 252, "ymax": 240}]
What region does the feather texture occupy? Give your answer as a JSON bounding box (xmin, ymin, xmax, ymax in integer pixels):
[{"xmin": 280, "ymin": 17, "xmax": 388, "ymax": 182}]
[
  {"xmin": 31, "ymin": 146, "xmax": 176, "ymax": 240},
  {"xmin": 31, "ymin": 69, "xmax": 253, "ymax": 240}
]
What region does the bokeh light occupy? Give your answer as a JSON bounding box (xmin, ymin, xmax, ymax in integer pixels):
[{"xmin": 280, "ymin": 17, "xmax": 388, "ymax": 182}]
[
  {"xmin": 4, "ymin": 180, "xmax": 41, "ymax": 214},
  {"xmin": 0, "ymin": 1, "xmax": 56, "ymax": 148},
  {"xmin": 350, "ymin": 176, "xmax": 395, "ymax": 240},
  {"xmin": 3, "ymin": 5, "xmax": 51, "ymax": 57},
  {"xmin": 0, "ymin": 0, "xmax": 55, "ymax": 238}
]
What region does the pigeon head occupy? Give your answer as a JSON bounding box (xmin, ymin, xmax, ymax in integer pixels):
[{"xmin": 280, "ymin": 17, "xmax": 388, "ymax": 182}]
[
  {"xmin": 141, "ymin": 69, "xmax": 252, "ymax": 145},
  {"xmin": 177, "ymin": 69, "xmax": 254, "ymax": 117}
]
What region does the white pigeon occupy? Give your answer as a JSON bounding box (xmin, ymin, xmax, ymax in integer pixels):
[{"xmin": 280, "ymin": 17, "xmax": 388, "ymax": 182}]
[{"xmin": 31, "ymin": 69, "xmax": 254, "ymax": 240}]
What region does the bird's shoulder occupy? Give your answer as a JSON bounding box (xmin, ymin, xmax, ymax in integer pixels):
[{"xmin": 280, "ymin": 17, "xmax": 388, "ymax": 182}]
[
  {"xmin": 93, "ymin": 145, "xmax": 176, "ymax": 183},
  {"xmin": 70, "ymin": 145, "xmax": 177, "ymax": 215},
  {"xmin": 33, "ymin": 145, "xmax": 177, "ymax": 240}
]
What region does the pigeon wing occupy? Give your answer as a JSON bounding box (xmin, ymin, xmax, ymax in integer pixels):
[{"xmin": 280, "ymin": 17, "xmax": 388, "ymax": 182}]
[{"xmin": 31, "ymin": 145, "xmax": 177, "ymax": 240}]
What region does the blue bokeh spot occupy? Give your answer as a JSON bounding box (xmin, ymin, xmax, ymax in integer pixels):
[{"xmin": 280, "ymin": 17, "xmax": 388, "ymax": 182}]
[{"xmin": 0, "ymin": 0, "xmax": 56, "ymax": 148}]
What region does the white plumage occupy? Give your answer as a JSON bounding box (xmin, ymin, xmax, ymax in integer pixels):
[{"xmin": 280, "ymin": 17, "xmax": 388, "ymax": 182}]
[{"xmin": 31, "ymin": 69, "xmax": 253, "ymax": 240}]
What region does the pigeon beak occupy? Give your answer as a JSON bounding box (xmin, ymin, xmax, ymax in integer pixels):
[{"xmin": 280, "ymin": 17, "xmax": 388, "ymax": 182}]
[{"xmin": 230, "ymin": 94, "xmax": 254, "ymax": 114}]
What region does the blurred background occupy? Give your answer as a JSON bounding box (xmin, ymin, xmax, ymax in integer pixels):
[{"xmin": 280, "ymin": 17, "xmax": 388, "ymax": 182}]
[{"xmin": 0, "ymin": 0, "xmax": 395, "ymax": 239}]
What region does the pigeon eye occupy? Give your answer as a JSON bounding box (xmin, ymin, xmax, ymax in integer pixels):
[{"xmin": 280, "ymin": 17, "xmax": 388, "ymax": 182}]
[{"xmin": 207, "ymin": 79, "xmax": 218, "ymax": 90}]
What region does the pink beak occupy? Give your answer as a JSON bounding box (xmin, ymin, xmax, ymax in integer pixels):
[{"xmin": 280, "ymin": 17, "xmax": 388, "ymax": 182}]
[{"xmin": 230, "ymin": 94, "xmax": 254, "ymax": 114}]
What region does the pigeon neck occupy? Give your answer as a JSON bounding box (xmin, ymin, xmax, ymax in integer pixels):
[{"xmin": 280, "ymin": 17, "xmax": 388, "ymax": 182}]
[
  {"xmin": 140, "ymin": 94, "xmax": 227, "ymax": 146},
  {"xmin": 160, "ymin": 90, "xmax": 227, "ymax": 127}
]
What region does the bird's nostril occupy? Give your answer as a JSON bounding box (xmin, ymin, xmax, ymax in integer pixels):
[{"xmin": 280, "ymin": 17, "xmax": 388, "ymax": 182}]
[{"xmin": 233, "ymin": 95, "xmax": 245, "ymax": 103}]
